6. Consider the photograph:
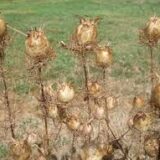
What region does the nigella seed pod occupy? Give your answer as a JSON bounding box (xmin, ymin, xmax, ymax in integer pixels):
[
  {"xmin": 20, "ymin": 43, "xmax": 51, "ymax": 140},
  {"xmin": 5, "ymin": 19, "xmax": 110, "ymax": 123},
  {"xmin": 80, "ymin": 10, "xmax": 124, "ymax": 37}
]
[
  {"xmin": 146, "ymin": 16, "xmax": 160, "ymax": 43},
  {"xmin": 144, "ymin": 136, "xmax": 159, "ymax": 157},
  {"xmin": 74, "ymin": 17, "xmax": 99, "ymax": 45},
  {"xmin": 95, "ymin": 45, "xmax": 112, "ymax": 68},
  {"xmin": 66, "ymin": 115, "xmax": 80, "ymax": 131},
  {"xmin": 88, "ymin": 81, "xmax": 101, "ymax": 96},
  {"xmin": 106, "ymin": 96, "xmax": 116, "ymax": 110},
  {"xmin": 80, "ymin": 123, "xmax": 92, "ymax": 135},
  {"xmin": 10, "ymin": 139, "xmax": 32, "ymax": 160},
  {"xmin": 58, "ymin": 83, "xmax": 75, "ymax": 103},
  {"xmin": 25, "ymin": 28, "xmax": 55, "ymax": 59},
  {"xmin": 27, "ymin": 133, "xmax": 41, "ymax": 145},
  {"xmin": 48, "ymin": 105, "xmax": 58, "ymax": 119},
  {"xmin": 0, "ymin": 18, "xmax": 6, "ymax": 37},
  {"xmin": 151, "ymin": 83, "xmax": 160, "ymax": 110},
  {"xmin": 133, "ymin": 96, "xmax": 144, "ymax": 108},
  {"xmin": 94, "ymin": 105, "xmax": 105, "ymax": 120},
  {"xmin": 133, "ymin": 111, "xmax": 151, "ymax": 131}
]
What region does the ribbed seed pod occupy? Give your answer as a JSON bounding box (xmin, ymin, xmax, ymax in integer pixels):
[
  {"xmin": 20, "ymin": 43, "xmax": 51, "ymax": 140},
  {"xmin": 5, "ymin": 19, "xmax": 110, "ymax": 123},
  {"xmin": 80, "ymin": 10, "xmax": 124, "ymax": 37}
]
[
  {"xmin": 88, "ymin": 81, "xmax": 101, "ymax": 96},
  {"xmin": 133, "ymin": 96, "xmax": 144, "ymax": 108},
  {"xmin": 66, "ymin": 115, "xmax": 80, "ymax": 131},
  {"xmin": 57, "ymin": 83, "xmax": 75, "ymax": 103},
  {"xmin": 73, "ymin": 17, "xmax": 98, "ymax": 46},
  {"xmin": 133, "ymin": 111, "xmax": 151, "ymax": 131},
  {"xmin": 0, "ymin": 18, "xmax": 7, "ymax": 38},
  {"xmin": 25, "ymin": 28, "xmax": 55, "ymax": 59},
  {"xmin": 151, "ymin": 83, "xmax": 160, "ymax": 110},
  {"xmin": 144, "ymin": 135, "xmax": 159, "ymax": 157},
  {"xmin": 95, "ymin": 45, "xmax": 112, "ymax": 68}
]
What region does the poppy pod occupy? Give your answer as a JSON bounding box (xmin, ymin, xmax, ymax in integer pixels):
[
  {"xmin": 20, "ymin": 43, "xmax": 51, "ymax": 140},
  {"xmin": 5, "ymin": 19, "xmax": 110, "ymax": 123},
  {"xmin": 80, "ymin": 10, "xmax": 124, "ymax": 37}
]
[
  {"xmin": 66, "ymin": 115, "xmax": 80, "ymax": 131},
  {"xmin": 0, "ymin": 18, "xmax": 6, "ymax": 37},
  {"xmin": 133, "ymin": 96, "xmax": 144, "ymax": 108},
  {"xmin": 88, "ymin": 81, "xmax": 101, "ymax": 96},
  {"xmin": 94, "ymin": 105, "xmax": 105, "ymax": 120},
  {"xmin": 144, "ymin": 136, "xmax": 159, "ymax": 157},
  {"xmin": 25, "ymin": 28, "xmax": 55, "ymax": 59},
  {"xmin": 151, "ymin": 83, "xmax": 160, "ymax": 109},
  {"xmin": 95, "ymin": 45, "xmax": 112, "ymax": 68},
  {"xmin": 57, "ymin": 83, "xmax": 75, "ymax": 103},
  {"xmin": 133, "ymin": 112, "xmax": 151, "ymax": 131},
  {"xmin": 145, "ymin": 16, "xmax": 160, "ymax": 43},
  {"xmin": 48, "ymin": 105, "xmax": 58, "ymax": 119},
  {"xmin": 75, "ymin": 17, "xmax": 98, "ymax": 45}
]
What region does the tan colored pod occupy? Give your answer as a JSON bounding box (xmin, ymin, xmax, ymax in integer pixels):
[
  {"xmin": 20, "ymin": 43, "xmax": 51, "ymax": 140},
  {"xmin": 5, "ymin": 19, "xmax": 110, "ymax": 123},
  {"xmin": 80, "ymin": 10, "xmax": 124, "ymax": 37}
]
[
  {"xmin": 151, "ymin": 83, "xmax": 160, "ymax": 109},
  {"xmin": 0, "ymin": 19, "xmax": 6, "ymax": 37},
  {"xmin": 25, "ymin": 28, "xmax": 55, "ymax": 59},
  {"xmin": 57, "ymin": 83, "xmax": 75, "ymax": 103},
  {"xmin": 133, "ymin": 111, "xmax": 151, "ymax": 131},
  {"xmin": 10, "ymin": 139, "xmax": 32, "ymax": 160},
  {"xmin": 73, "ymin": 17, "xmax": 98, "ymax": 45},
  {"xmin": 66, "ymin": 115, "xmax": 80, "ymax": 131},
  {"xmin": 144, "ymin": 135, "xmax": 159, "ymax": 157},
  {"xmin": 95, "ymin": 45, "xmax": 112, "ymax": 68},
  {"xmin": 133, "ymin": 96, "xmax": 144, "ymax": 108},
  {"xmin": 145, "ymin": 16, "xmax": 160, "ymax": 42},
  {"xmin": 88, "ymin": 81, "xmax": 101, "ymax": 96}
]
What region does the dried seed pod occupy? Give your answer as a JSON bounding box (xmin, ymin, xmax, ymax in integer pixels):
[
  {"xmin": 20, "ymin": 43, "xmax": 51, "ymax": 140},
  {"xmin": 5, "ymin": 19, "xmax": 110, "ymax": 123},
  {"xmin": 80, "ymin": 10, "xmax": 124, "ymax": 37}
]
[
  {"xmin": 144, "ymin": 136, "xmax": 159, "ymax": 157},
  {"xmin": 151, "ymin": 83, "xmax": 160, "ymax": 110},
  {"xmin": 25, "ymin": 28, "xmax": 55, "ymax": 59},
  {"xmin": 0, "ymin": 18, "xmax": 6, "ymax": 37},
  {"xmin": 66, "ymin": 115, "xmax": 80, "ymax": 131},
  {"xmin": 80, "ymin": 144, "xmax": 113, "ymax": 160},
  {"xmin": 27, "ymin": 133, "xmax": 41, "ymax": 145},
  {"xmin": 10, "ymin": 139, "xmax": 32, "ymax": 160},
  {"xmin": 94, "ymin": 105, "xmax": 105, "ymax": 120},
  {"xmin": 80, "ymin": 123, "xmax": 92, "ymax": 136},
  {"xmin": 48, "ymin": 105, "xmax": 58, "ymax": 119},
  {"xmin": 95, "ymin": 45, "xmax": 112, "ymax": 68},
  {"xmin": 133, "ymin": 96, "xmax": 144, "ymax": 108},
  {"xmin": 145, "ymin": 16, "xmax": 160, "ymax": 43},
  {"xmin": 88, "ymin": 81, "xmax": 101, "ymax": 96},
  {"xmin": 73, "ymin": 17, "xmax": 98, "ymax": 45},
  {"xmin": 133, "ymin": 111, "xmax": 151, "ymax": 131},
  {"xmin": 106, "ymin": 96, "xmax": 116, "ymax": 110},
  {"xmin": 57, "ymin": 83, "xmax": 75, "ymax": 103}
]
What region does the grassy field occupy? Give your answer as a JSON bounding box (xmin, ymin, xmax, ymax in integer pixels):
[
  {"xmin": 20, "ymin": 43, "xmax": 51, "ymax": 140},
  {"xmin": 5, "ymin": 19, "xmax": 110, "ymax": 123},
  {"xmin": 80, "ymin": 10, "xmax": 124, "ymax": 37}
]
[
  {"xmin": 0, "ymin": 0, "xmax": 160, "ymax": 91},
  {"xmin": 0, "ymin": 0, "xmax": 160, "ymax": 158}
]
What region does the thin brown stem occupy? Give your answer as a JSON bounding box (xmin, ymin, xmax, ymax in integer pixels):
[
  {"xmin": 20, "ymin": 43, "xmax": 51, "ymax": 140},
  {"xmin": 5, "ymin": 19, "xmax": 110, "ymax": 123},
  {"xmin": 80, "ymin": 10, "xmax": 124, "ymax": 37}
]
[
  {"xmin": 81, "ymin": 51, "xmax": 90, "ymax": 116},
  {"xmin": 103, "ymin": 67, "xmax": 106, "ymax": 81},
  {"xmin": 149, "ymin": 45, "xmax": 154, "ymax": 89},
  {"xmin": 38, "ymin": 67, "xmax": 49, "ymax": 150},
  {"xmin": 0, "ymin": 64, "xmax": 15, "ymax": 138}
]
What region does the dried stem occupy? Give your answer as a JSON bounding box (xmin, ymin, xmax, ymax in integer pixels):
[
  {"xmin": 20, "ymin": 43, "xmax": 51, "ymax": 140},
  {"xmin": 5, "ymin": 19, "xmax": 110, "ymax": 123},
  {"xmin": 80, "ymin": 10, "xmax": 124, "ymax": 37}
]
[
  {"xmin": 7, "ymin": 25, "xmax": 27, "ymax": 37},
  {"xmin": 102, "ymin": 67, "xmax": 106, "ymax": 86},
  {"xmin": 0, "ymin": 62, "xmax": 15, "ymax": 138},
  {"xmin": 37, "ymin": 66, "xmax": 49, "ymax": 151},
  {"xmin": 81, "ymin": 51, "xmax": 91, "ymax": 116},
  {"xmin": 149, "ymin": 45, "xmax": 154, "ymax": 89}
]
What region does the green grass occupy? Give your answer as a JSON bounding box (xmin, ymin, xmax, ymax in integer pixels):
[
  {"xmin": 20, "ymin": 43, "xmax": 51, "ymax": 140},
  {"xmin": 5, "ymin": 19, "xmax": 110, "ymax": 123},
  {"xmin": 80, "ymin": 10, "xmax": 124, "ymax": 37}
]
[
  {"xmin": 0, "ymin": 144, "xmax": 8, "ymax": 159},
  {"xmin": 0, "ymin": 0, "xmax": 160, "ymax": 94}
]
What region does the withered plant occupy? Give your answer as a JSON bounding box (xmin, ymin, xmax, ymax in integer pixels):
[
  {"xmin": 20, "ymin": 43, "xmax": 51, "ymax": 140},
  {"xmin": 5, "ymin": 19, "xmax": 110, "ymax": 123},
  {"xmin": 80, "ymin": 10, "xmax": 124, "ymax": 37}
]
[
  {"xmin": 95, "ymin": 44, "xmax": 113, "ymax": 86},
  {"xmin": 0, "ymin": 18, "xmax": 15, "ymax": 138},
  {"xmin": 139, "ymin": 16, "xmax": 160, "ymax": 89},
  {"xmin": 25, "ymin": 27, "xmax": 56, "ymax": 154},
  {"xmin": 61, "ymin": 17, "xmax": 100, "ymax": 116}
]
